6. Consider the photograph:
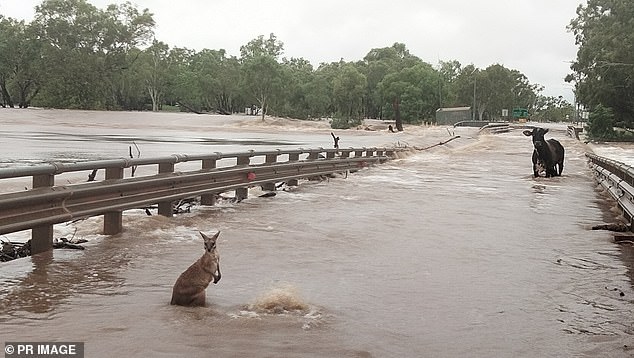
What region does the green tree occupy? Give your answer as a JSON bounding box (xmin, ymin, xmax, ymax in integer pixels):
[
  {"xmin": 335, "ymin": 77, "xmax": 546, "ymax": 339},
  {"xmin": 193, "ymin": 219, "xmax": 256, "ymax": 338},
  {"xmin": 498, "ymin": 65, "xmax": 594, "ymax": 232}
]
[
  {"xmin": 586, "ymin": 104, "xmax": 616, "ymax": 139},
  {"xmin": 1, "ymin": 3, "xmax": 552, "ymax": 121},
  {"xmin": 211, "ymin": 52, "xmax": 241, "ymax": 113},
  {"xmin": 111, "ymin": 48, "xmax": 147, "ymax": 110},
  {"xmin": 240, "ymin": 33, "xmax": 284, "ymax": 59},
  {"xmin": 241, "ymin": 55, "xmax": 284, "ymax": 120},
  {"xmin": 533, "ymin": 95, "xmax": 575, "ymax": 122},
  {"xmin": 361, "ymin": 42, "xmax": 423, "ymax": 120},
  {"xmin": 279, "ymin": 57, "xmax": 314, "ymax": 119},
  {"xmin": 378, "ymin": 63, "xmax": 438, "ymax": 127},
  {"xmin": 568, "ymin": 0, "xmax": 634, "ymax": 128},
  {"xmin": 476, "ymin": 64, "xmax": 540, "ymax": 120},
  {"xmin": 240, "ymin": 34, "xmax": 285, "ymax": 120},
  {"xmin": 0, "ymin": 16, "xmax": 44, "ymax": 108},
  {"xmin": 0, "ymin": 16, "xmax": 20, "ymax": 107},
  {"xmin": 303, "ymin": 71, "xmax": 332, "ymax": 119},
  {"xmin": 332, "ymin": 63, "xmax": 367, "ymax": 119},
  {"xmin": 169, "ymin": 48, "xmax": 242, "ymax": 113},
  {"xmin": 140, "ymin": 40, "xmax": 171, "ymax": 111},
  {"xmin": 450, "ymin": 64, "xmax": 539, "ymax": 121},
  {"xmin": 437, "ymin": 60, "xmax": 462, "ymax": 107},
  {"xmin": 100, "ymin": 2, "xmax": 155, "ymax": 109},
  {"xmin": 32, "ymin": 0, "xmax": 154, "ymax": 109}
]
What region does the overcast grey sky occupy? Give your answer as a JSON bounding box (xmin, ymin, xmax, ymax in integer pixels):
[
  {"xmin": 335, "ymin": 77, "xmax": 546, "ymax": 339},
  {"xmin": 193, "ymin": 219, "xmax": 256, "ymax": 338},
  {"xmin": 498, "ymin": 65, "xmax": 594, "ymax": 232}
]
[{"xmin": 1, "ymin": 0, "xmax": 584, "ymax": 102}]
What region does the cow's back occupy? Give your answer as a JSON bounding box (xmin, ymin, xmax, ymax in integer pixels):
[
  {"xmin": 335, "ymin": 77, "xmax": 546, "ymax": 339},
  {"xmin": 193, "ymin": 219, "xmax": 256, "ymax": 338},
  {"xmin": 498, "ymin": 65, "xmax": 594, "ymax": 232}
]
[{"xmin": 546, "ymin": 138, "xmax": 564, "ymax": 161}]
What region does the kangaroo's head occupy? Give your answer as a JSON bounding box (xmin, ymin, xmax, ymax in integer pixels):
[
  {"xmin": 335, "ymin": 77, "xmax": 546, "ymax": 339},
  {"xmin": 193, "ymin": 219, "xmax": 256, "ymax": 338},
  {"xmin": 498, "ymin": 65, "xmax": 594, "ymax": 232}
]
[{"xmin": 200, "ymin": 231, "xmax": 220, "ymax": 253}]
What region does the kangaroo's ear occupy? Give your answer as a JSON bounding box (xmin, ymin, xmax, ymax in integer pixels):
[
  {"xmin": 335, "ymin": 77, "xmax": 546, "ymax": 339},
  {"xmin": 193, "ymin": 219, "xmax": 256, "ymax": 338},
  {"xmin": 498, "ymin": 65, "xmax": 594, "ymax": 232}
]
[{"xmin": 200, "ymin": 231, "xmax": 220, "ymax": 241}]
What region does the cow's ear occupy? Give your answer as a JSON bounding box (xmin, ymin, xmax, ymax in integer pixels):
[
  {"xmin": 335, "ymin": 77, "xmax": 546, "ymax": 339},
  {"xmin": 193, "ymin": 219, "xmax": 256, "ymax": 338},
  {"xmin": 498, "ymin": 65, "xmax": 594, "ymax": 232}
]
[
  {"xmin": 523, "ymin": 130, "xmax": 533, "ymax": 136},
  {"xmin": 544, "ymin": 128, "xmax": 549, "ymax": 134}
]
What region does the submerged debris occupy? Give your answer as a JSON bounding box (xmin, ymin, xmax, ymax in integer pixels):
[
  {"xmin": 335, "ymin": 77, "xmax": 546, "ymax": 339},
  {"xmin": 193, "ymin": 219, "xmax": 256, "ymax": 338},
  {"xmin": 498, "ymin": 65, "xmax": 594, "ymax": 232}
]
[
  {"xmin": 172, "ymin": 197, "xmax": 200, "ymax": 214},
  {"xmin": 591, "ymin": 223, "xmax": 630, "ymax": 232},
  {"xmin": 0, "ymin": 240, "xmax": 31, "ymax": 261},
  {"xmin": 1, "ymin": 235, "xmax": 87, "ymax": 263}
]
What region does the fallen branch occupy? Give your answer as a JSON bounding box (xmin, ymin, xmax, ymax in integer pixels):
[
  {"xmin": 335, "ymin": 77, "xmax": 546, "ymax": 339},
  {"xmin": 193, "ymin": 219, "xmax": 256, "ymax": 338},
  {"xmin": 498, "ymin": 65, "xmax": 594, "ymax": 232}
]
[
  {"xmin": 130, "ymin": 141, "xmax": 140, "ymax": 177},
  {"xmin": 331, "ymin": 132, "xmax": 340, "ymax": 149},
  {"xmin": 53, "ymin": 238, "xmax": 85, "ymax": 250},
  {"xmin": 413, "ymin": 135, "xmax": 461, "ymax": 151},
  {"xmin": 176, "ymin": 101, "xmax": 203, "ymax": 114},
  {"xmin": 87, "ymin": 169, "xmax": 98, "ymax": 182}
]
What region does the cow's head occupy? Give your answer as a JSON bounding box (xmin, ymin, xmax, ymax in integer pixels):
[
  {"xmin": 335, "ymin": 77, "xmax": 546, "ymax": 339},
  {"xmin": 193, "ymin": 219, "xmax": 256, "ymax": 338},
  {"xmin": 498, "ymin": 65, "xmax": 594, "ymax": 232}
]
[{"xmin": 523, "ymin": 127, "xmax": 549, "ymax": 149}]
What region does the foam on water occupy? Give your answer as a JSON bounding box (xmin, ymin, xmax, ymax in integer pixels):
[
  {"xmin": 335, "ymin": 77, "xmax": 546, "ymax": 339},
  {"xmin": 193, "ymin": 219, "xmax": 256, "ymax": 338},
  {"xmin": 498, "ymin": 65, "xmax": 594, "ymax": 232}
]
[
  {"xmin": 223, "ymin": 283, "xmax": 327, "ymax": 332},
  {"xmin": 246, "ymin": 283, "xmax": 309, "ymax": 314}
]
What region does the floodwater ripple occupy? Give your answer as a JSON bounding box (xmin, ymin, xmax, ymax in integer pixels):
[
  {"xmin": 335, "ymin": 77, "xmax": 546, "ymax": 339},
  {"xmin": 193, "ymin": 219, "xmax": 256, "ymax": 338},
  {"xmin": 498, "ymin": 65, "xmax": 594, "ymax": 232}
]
[{"xmin": 0, "ymin": 111, "xmax": 632, "ymax": 357}]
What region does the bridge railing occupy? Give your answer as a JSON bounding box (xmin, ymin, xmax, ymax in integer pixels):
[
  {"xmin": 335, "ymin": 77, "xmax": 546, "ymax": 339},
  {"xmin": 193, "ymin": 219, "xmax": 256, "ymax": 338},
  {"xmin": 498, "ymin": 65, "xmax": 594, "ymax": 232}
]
[
  {"xmin": 567, "ymin": 125, "xmax": 583, "ymax": 140},
  {"xmin": 587, "ymin": 153, "xmax": 634, "ymax": 228},
  {"xmin": 0, "ymin": 147, "xmax": 404, "ymax": 254},
  {"xmin": 478, "ymin": 123, "xmax": 511, "ymax": 134}
]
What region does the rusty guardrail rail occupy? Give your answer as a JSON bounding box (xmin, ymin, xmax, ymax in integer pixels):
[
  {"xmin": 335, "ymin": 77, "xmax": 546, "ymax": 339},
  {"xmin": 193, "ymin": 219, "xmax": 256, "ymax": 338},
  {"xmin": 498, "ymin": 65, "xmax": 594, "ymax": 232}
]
[
  {"xmin": 587, "ymin": 153, "xmax": 634, "ymax": 229},
  {"xmin": 0, "ymin": 147, "xmax": 403, "ymax": 254}
]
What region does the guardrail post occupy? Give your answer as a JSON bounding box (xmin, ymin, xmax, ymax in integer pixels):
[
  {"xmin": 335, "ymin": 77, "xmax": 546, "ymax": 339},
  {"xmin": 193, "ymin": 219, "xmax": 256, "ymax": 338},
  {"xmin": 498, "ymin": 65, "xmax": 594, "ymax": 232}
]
[
  {"xmin": 262, "ymin": 153, "xmax": 278, "ymax": 191},
  {"xmin": 376, "ymin": 149, "xmax": 387, "ymax": 163},
  {"xmin": 201, "ymin": 158, "xmax": 217, "ymax": 206},
  {"xmin": 288, "ymin": 153, "xmax": 300, "ymax": 186},
  {"xmin": 326, "ymin": 151, "xmax": 336, "ymax": 159},
  {"xmin": 104, "ymin": 167, "xmax": 124, "ymax": 235},
  {"xmin": 236, "ymin": 155, "xmax": 250, "ymax": 200},
  {"xmin": 31, "ymin": 174, "xmax": 55, "ymax": 254},
  {"xmin": 355, "ymin": 149, "xmax": 364, "ymax": 157},
  {"xmin": 158, "ymin": 162, "xmax": 175, "ymax": 217},
  {"xmin": 308, "ymin": 149, "xmax": 321, "ymax": 160}
]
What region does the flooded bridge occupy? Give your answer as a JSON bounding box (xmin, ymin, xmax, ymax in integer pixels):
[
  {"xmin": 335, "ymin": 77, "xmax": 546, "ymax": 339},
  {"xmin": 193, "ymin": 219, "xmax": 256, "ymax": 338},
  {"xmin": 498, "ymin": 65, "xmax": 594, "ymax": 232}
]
[{"xmin": 0, "ymin": 110, "xmax": 632, "ymax": 357}]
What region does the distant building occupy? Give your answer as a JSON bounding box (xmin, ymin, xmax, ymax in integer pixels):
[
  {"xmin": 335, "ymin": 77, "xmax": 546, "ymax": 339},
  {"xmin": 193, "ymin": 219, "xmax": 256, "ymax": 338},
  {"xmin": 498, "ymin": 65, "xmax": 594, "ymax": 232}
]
[{"xmin": 435, "ymin": 107, "xmax": 472, "ymax": 125}]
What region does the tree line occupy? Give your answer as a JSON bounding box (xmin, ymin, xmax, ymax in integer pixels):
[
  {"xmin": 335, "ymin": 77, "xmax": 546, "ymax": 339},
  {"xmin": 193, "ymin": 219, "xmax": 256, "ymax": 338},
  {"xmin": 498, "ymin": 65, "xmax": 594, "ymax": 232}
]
[
  {"xmin": 0, "ymin": 0, "xmax": 573, "ymax": 126},
  {"xmin": 568, "ymin": 0, "xmax": 634, "ymax": 139}
]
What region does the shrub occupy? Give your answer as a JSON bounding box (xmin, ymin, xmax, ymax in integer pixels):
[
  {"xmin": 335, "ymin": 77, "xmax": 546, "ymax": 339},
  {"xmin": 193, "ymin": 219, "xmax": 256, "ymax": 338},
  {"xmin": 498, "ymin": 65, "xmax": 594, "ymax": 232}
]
[
  {"xmin": 330, "ymin": 117, "xmax": 362, "ymax": 129},
  {"xmin": 586, "ymin": 104, "xmax": 616, "ymax": 140}
]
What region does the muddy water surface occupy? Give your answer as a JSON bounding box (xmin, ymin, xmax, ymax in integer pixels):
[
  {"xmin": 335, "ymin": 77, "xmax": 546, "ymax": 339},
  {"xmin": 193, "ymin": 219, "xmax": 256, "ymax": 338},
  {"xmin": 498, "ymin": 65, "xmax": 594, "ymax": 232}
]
[{"xmin": 0, "ymin": 110, "xmax": 633, "ymax": 357}]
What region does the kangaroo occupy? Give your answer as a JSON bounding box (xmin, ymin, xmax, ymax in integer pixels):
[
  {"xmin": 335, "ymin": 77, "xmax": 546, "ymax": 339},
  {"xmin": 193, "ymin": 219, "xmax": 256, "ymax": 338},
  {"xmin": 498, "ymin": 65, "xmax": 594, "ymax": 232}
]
[{"xmin": 170, "ymin": 231, "xmax": 221, "ymax": 307}]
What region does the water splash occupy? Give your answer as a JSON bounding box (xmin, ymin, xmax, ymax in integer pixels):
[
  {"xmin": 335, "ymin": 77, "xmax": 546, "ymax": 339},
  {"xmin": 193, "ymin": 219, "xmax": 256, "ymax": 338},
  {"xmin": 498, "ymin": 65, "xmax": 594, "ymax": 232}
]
[{"xmin": 246, "ymin": 284, "xmax": 309, "ymax": 314}]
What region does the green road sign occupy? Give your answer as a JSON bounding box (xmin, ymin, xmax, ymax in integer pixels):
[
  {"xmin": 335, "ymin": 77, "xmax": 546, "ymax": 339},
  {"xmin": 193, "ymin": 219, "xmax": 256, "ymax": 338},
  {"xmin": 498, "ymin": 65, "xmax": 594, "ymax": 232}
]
[{"xmin": 512, "ymin": 108, "xmax": 529, "ymax": 119}]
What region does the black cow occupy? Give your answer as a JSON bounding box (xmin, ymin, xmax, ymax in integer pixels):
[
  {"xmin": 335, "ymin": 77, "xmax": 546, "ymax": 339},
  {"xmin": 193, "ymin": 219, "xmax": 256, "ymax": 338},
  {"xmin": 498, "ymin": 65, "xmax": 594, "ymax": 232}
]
[{"xmin": 523, "ymin": 127, "xmax": 565, "ymax": 178}]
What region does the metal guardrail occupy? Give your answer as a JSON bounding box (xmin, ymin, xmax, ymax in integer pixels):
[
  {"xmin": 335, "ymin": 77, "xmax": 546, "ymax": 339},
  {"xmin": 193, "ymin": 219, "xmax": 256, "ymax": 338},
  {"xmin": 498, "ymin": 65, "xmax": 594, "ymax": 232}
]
[
  {"xmin": 587, "ymin": 153, "xmax": 634, "ymax": 228},
  {"xmin": 567, "ymin": 125, "xmax": 583, "ymax": 140},
  {"xmin": 0, "ymin": 147, "xmax": 403, "ymax": 254},
  {"xmin": 454, "ymin": 120, "xmax": 492, "ymax": 128},
  {"xmin": 478, "ymin": 123, "xmax": 511, "ymax": 134}
]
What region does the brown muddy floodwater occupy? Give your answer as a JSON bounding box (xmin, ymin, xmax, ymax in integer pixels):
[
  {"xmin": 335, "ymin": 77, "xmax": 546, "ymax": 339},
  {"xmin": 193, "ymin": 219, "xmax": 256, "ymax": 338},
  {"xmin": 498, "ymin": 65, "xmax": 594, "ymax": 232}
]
[{"xmin": 0, "ymin": 110, "xmax": 633, "ymax": 357}]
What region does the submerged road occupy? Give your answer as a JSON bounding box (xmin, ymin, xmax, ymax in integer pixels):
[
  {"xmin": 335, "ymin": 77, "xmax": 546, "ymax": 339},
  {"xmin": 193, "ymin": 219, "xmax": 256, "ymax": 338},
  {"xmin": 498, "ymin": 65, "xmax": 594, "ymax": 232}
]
[{"xmin": 0, "ymin": 110, "xmax": 632, "ymax": 357}]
